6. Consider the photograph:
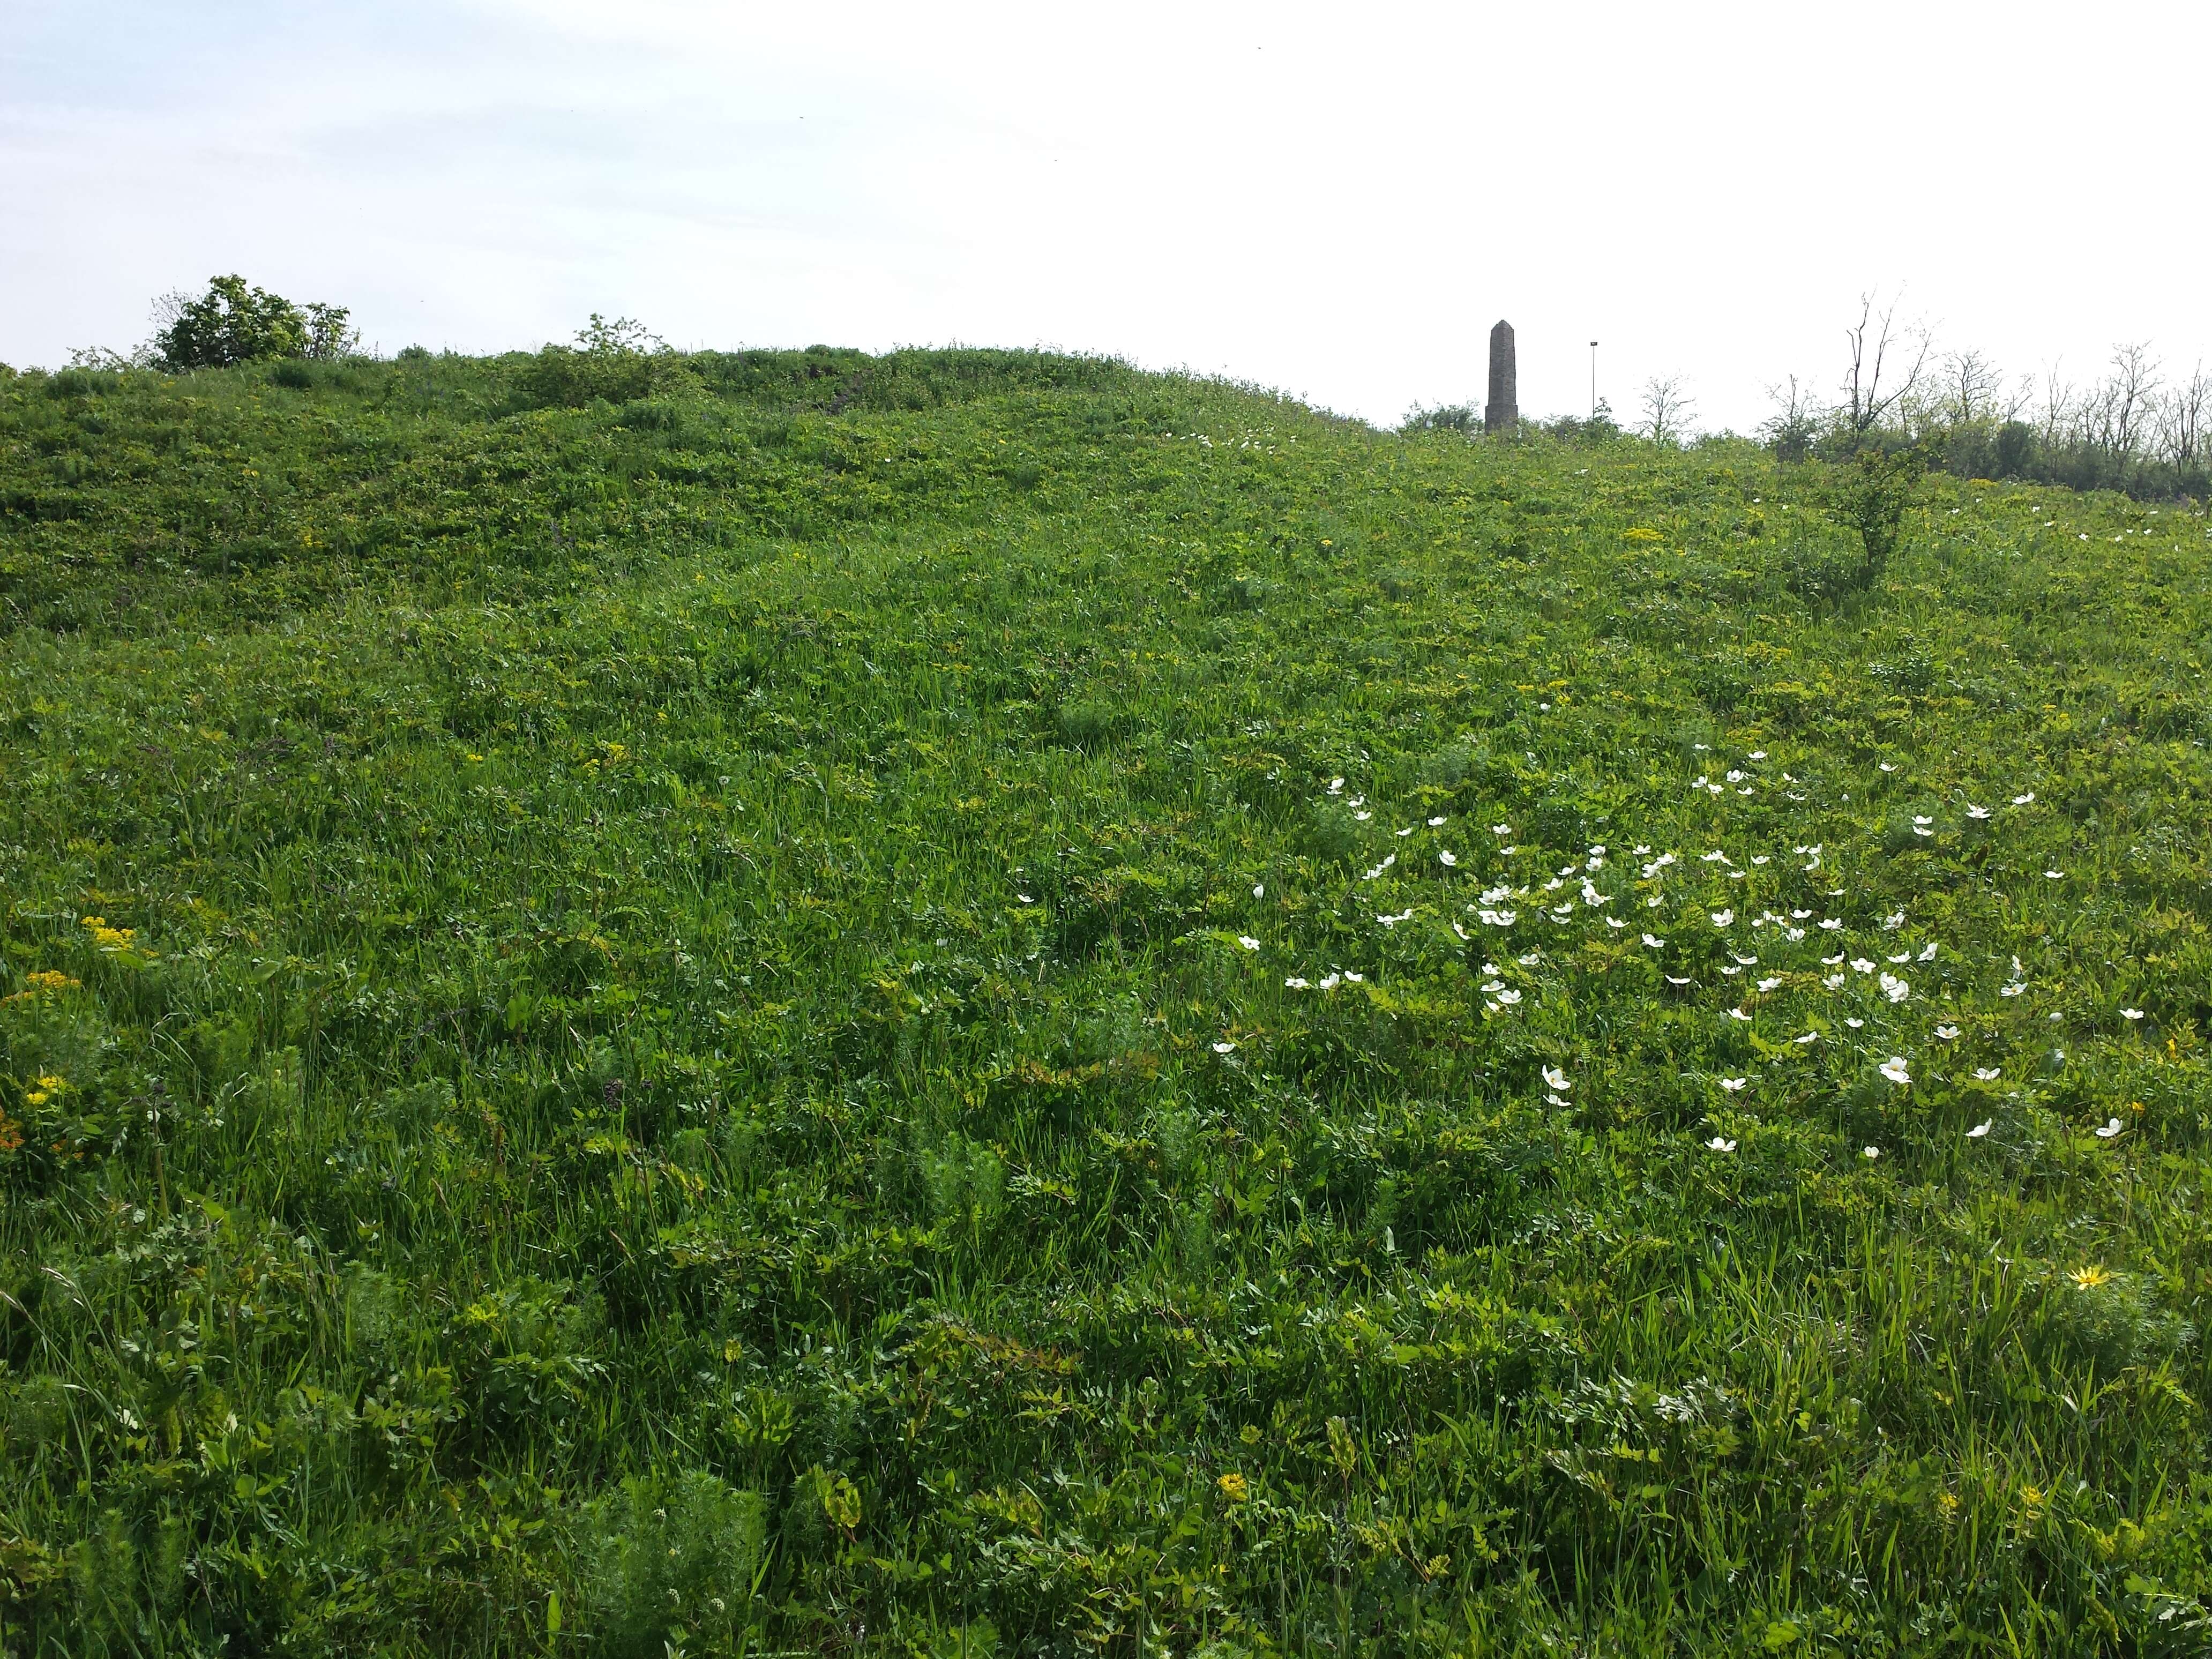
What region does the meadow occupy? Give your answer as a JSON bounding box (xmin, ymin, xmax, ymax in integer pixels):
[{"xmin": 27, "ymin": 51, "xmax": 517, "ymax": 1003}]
[{"xmin": 2, "ymin": 345, "xmax": 2210, "ymax": 1656}]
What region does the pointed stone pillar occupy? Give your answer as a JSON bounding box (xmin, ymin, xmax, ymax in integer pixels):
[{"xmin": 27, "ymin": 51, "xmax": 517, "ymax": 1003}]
[{"xmin": 1484, "ymin": 320, "xmax": 1518, "ymax": 432}]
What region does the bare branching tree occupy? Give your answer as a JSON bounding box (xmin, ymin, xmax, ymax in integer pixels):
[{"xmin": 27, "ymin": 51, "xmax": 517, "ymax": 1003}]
[
  {"xmin": 1841, "ymin": 291, "xmax": 1932, "ymax": 435},
  {"xmin": 1941, "ymin": 350, "xmax": 2005, "ymax": 424},
  {"xmin": 1761, "ymin": 375, "xmax": 1822, "ymax": 461},
  {"xmin": 2161, "ymin": 361, "xmax": 2208, "ymax": 468},
  {"xmin": 1639, "ymin": 373, "xmax": 1695, "ymax": 445}
]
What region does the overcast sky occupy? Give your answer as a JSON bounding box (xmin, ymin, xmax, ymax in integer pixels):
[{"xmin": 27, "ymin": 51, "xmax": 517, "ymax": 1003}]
[{"xmin": 5, "ymin": 1, "xmax": 2207, "ymax": 432}]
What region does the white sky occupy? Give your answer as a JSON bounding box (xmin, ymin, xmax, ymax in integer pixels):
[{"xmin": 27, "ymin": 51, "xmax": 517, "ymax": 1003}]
[{"xmin": 5, "ymin": 1, "xmax": 2207, "ymax": 432}]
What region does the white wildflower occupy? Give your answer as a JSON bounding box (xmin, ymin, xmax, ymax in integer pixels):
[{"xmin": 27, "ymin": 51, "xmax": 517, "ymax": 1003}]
[{"xmin": 1879, "ymin": 1056, "xmax": 1911, "ymax": 1086}]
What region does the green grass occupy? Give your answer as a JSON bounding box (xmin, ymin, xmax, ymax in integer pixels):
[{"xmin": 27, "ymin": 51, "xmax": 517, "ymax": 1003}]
[{"xmin": 3, "ymin": 347, "xmax": 2211, "ymax": 1656}]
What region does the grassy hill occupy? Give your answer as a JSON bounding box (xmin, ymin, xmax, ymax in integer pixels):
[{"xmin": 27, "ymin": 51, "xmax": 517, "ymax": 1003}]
[{"xmin": 2, "ymin": 347, "xmax": 2210, "ymax": 1656}]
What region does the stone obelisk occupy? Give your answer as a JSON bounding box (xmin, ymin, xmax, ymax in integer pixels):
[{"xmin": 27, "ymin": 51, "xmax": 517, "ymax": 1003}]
[{"xmin": 1484, "ymin": 319, "xmax": 1518, "ymax": 432}]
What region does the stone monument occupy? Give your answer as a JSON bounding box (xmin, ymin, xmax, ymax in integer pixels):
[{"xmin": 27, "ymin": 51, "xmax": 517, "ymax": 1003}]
[{"xmin": 1484, "ymin": 319, "xmax": 1518, "ymax": 432}]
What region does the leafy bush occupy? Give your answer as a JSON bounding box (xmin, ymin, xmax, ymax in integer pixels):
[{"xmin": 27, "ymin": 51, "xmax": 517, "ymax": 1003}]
[{"xmin": 153, "ymin": 275, "xmax": 356, "ymax": 370}]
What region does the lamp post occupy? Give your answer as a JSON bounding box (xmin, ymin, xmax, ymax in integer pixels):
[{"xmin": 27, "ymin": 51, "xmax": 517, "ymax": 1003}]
[{"xmin": 1590, "ymin": 341, "xmax": 1598, "ymax": 419}]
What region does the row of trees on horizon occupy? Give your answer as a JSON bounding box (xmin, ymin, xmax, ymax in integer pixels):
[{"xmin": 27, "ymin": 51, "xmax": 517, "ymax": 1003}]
[{"xmin": 28, "ymin": 275, "xmax": 2212, "ymax": 503}]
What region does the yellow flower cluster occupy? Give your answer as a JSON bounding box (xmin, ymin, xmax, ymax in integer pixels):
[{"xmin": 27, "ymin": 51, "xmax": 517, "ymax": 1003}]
[
  {"xmin": 3, "ymin": 969, "xmax": 81, "ymax": 1002},
  {"xmin": 23, "ymin": 1074, "xmax": 65, "ymax": 1107},
  {"xmin": 80, "ymin": 917, "xmax": 155, "ymax": 958}
]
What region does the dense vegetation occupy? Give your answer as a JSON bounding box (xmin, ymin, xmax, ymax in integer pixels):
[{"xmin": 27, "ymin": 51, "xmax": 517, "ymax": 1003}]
[{"xmin": 2, "ymin": 345, "xmax": 2210, "ymax": 1656}]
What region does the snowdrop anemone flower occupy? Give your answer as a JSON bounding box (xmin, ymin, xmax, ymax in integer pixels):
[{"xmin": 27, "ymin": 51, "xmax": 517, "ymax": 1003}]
[
  {"xmin": 1429, "ymin": 815, "xmax": 1447, "ymax": 827},
  {"xmin": 1823, "ymin": 974, "xmax": 1846, "ymax": 990},
  {"xmin": 1748, "ymin": 750, "xmax": 1767, "ymax": 760},
  {"xmin": 1863, "ymin": 1146, "xmax": 1881, "ymax": 1160},
  {"xmin": 1327, "ymin": 778, "xmax": 1344, "ymax": 794},
  {"xmin": 1666, "ymin": 975, "xmax": 1694, "ymax": 987},
  {"xmin": 1318, "ymin": 973, "xmax": 1342, "ymax": 990},
  {"xmin": 1719, "ymin": 1076, "xmax": 1747, "ymax": 1092},
  {"xmin": 1452, "ymin": 921, "xmax": 1470, "ymax": 941},
  {"xmin": 1518, "ymin": 952, "xmax": 1540, "ymax": 966},
  {"xmin": 2094, "ymin": 1117, "xmax": 2125, "ymax": 1139},
  {"xmin": 2001, "ymin": 983, "xmax": 2027, "ymax": 998},
  {"xmin": 2012, "ymin": 792, "xmax": 2035, "ymax": 806},
  {"xmin": 1354, "ymin": 811, "xmax": 1373, "ymax": 821},
  {"xmin": 1545, "ymin": 1093, "xmax": 1571, "ymax": 1108},
  {"xmin": 1213, "ymin": 1040, "xmax": 1237, "ymax": 1055},
  {"xmin": 1851, "ymin": 958, "xmax": 1875, "ymax": 974},
  {"xmin": 1396, "ymin": 826, "xmax": 1416, "ymax": 838},
  {"xmin": 1880, "ymin": 973, "xmax": 1910, "ymax": 1003},
  {"xmin": 1967, "ymin": 1120, "xmax": 1992, "ymax": 1139},
  {"xmin": 1642, "ymin": 934, "xmax": 1665, "ymax": 948},
  {"xmin": 1252, "ymin": 883, "xmax": 1265, "ymax": 899},
  {"xmin": 1757, "ymin": 976, "xmax": 1782, "ymax": 992},
  {"xmin": 1729, "ymin": 1008, "xmax": 1752, "ymax": 1022},
  {"xmin": 1879, "ymin": 1056, "xmax": 1911, "ymax": 1086},
  {"xmin": 1845, "ymin": 1017, "xmax": 1865, "ymax": 1028},
  {"xmin": 1918, "ymin": 942, "xmax": 1937, "ymax": 961},
  {"xmin": 1884, "ymin": 911, "xmax": 1906, "ymax": 930},
  {"xmin": 1238, "ymin": 936, "xmax": 1261, "ymax": 951},
  {"xmin": 1284, "ymin": 976, "xmax": 1311, "ymax": 989},
  {"xmin": 2045, "ymin": 870, "xmax": 2065, "ymax": 880},
  {"xmin": 1820, "ymin": 918, "xmax": 1844, "ymax": 932},
  {"xmin": 1492, "ymin": 987, "xmax": 1521, "ymax": 1005},
  {"xmin": 1879, "ymin": 761, "xmax": 1897, "ymax": 773},
  {"xmin": 1967, "ymin": 804, "xmax": 1991, "ymax": 819},
  {"xmin": 1438, "ymin": 850, "xmax": 1459, "ymax": 867},
  {"xmin": 1344, "ymin": 972, "xmax": 1365, "ymax": 984},
  {"xmin": 1542, "ymin": 1065, "xmax": 1571, "ymax": 1091},
  {"xmin": 1706, "ymin": 1137, "xmax": 1737, "ymax": 1153},
  {"xmin": 1974, "ymin": 1067, "xmax": 2001, "ymax": 1080},
  {"xmin": 2120, "ymin": 1007, "xmax": 2144, "ymax": 1021},
  {"xmin": 1491, "ymin": 824, "xmax": 1513, "ymax": 835},
  {"xmin": 1711, "ymin": 908, "xmax": 1735, "ymax": 927},
  {"xmin": 1793, "ymin": 1031, "xmax": 1819, "ymax": 1045},
  {"xmin": 1935, "ymin": 1025, "xmax": 1960, "ymax": 1040}
]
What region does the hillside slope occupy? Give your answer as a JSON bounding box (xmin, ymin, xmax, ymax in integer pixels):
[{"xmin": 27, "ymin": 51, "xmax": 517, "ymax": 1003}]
[{"xmin": 3, "ymin": 350, "xmax": 2211, "ymax": 1655}]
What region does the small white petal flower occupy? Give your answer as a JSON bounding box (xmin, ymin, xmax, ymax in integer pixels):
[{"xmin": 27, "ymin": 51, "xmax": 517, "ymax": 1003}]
[
  {"xmin": 1824, "ymin": 973, "xmax": 1846, "ymax": 989},
  {"xmin": 1518, "ymin": 951, "xmax": 1540, "ymax": 966},
  {"xmin": 2120, "ymin": 1007, "xmax": 2144, "ymax": 1020},
  {"xmin": 1213, "ymin": 1040, "xmax": 1236, "ymax": 1054},
  {"xmin": 1820, "ymin": 918, "xmax": 1843, "ymax": 931},
  {"xmin": 1975, "ymin": 1067, "xmax": 2000, "ymax": 1080},
  {"xmin": 1966, "ymin": 1120, "xmax": 1992, "ymax": 1139},
  {"xmin": 1284, "ymin": 976, "xmax": 1311, "ymax": 989},
  {"xmin": 1706, "ymin": 1137, "xmax": 1737, "ymax": 1153},
  {"xmin": 1757, "ymin": 976, "xmax": 1782, "ymax": 992},
  {"xmin": 1884, "ymin": 912, "xmax": 1905, "ymax": 930},
  {"xmin": 1396, "ymin": 826, "xmax": 1415, "ymax": 838},
  {"xmin": 1252, "ymin": 883, "xmax": 1265, "ymax": 898},
  {"xmin": 1667, "ymin": 975, "xmax": 1693, "ymax": 986},
  {"xmin": 1851, "ymin": 958, "xmax": 1875, "ymax": 974},
  {"xmin": 1863, "ymin": 1146, "xmax": 1880, "ymax": 1160},
  {"xmin": 2012, "ymin": 793, "xmax": 2035, "ymax": 805},
  {"xmin": 1711, "ymin": 908, "xmax": 1735, "ymax": 926},
  {"xmin": 2045, "ymin": 870, "xmax": 2064, "ymax": 880},
  {"xmin": 1344, "ymin": 971, "xmax": 1364, "ymax": 983},
  {"xmin": 1355, "ymin": 810, "xmax": 1373, "ymax": 821},
  {"xmin": 2094, "ymin": 1117, "xmax": 2124, "ymax": 1139},
  {"xmin": 1545, "ymin": 1092, "xmax": 1571, "ymax": 1107},
  {"xmin": 1918, "ymin": 942, "xmax": 1937, "ymax": 961},
  {"xmin": 1845, "ymin": 1016, "xmax": 1865, "ymax": 1027},
  {"xmin": 1793, "ymin": 1031, "xmax": 1818, "ymax": 1045},
  {"xmin": 1428, "ymin": 815, "xmax": 1446, "ymax": 827},
  {"xmin": 1438, "ymin": 850, "xmax": 1458, "ymax": 867},
  {"xmin": 1642, "ymin": 933, "xmax": 1665, "ymax": 948},
  {"xmin": 1879, "ymin": 1056, "xmax": 1911, "ymax": 1085},
  {"xmin": 1491, "ymin": 824, "xmax": 1512, "ymax": 835},
  {"xmin": 2000, "ymin": 984, "xmax": 2026, "ymax": 997},
  {"xmin": 1729, "ymin": 1007, "xmax": 1752, "ymax": 1022},
  {"xmin": 1791, "ymin": 910, "xmax": 1813, "ymax": 920},
  {"xmin": 1543, "ymin": 1065, "xmax": 1571, "ymax": 1090},
  {"xmin": 1719, "ymin": 1077, "xmax": 1747, "ymax": 1092},
  {"xmin": 1318, "ymin": 973, "xmax": 1341, "ymax": 990},
  {"xmin": 1493, "ymin": 987, "xmax": 1521, "ymax": 1005},
  {"xmin": 1879, "ymin": 762, "xmax": 1897, "ymax": 773},
  {"xmin": 1935, "ymin": 1025, "xmax": 1960, "ymax": 1040},
  {"xmin": 1967, "ymin": 804, "xmax": 1990, "ymax": 819},
  {"xmin": 1880, "ymin": 973, "xmax": 1910, "ymax": 1003},
  {"xmin": 1748, "ymin": 750, "xmax": 1767, "ymax": 760},
  {"xmin": 1327, "ymin": 777, "xmax": 1344, "ymax": 793},
  {"xmin": 1238, "ymin": 936, "xmax": 1261, "ymax": 951}
]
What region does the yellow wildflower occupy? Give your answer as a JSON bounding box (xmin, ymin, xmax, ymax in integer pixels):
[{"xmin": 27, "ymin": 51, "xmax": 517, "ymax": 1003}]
[
  {"xmin": 1216, "ymin": 1471, "xmax": 1249, "ymax": 1503},
  {"xmin": 2069, "ymin": 1265, "xmax": 2113, "ymax": 1290}
]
